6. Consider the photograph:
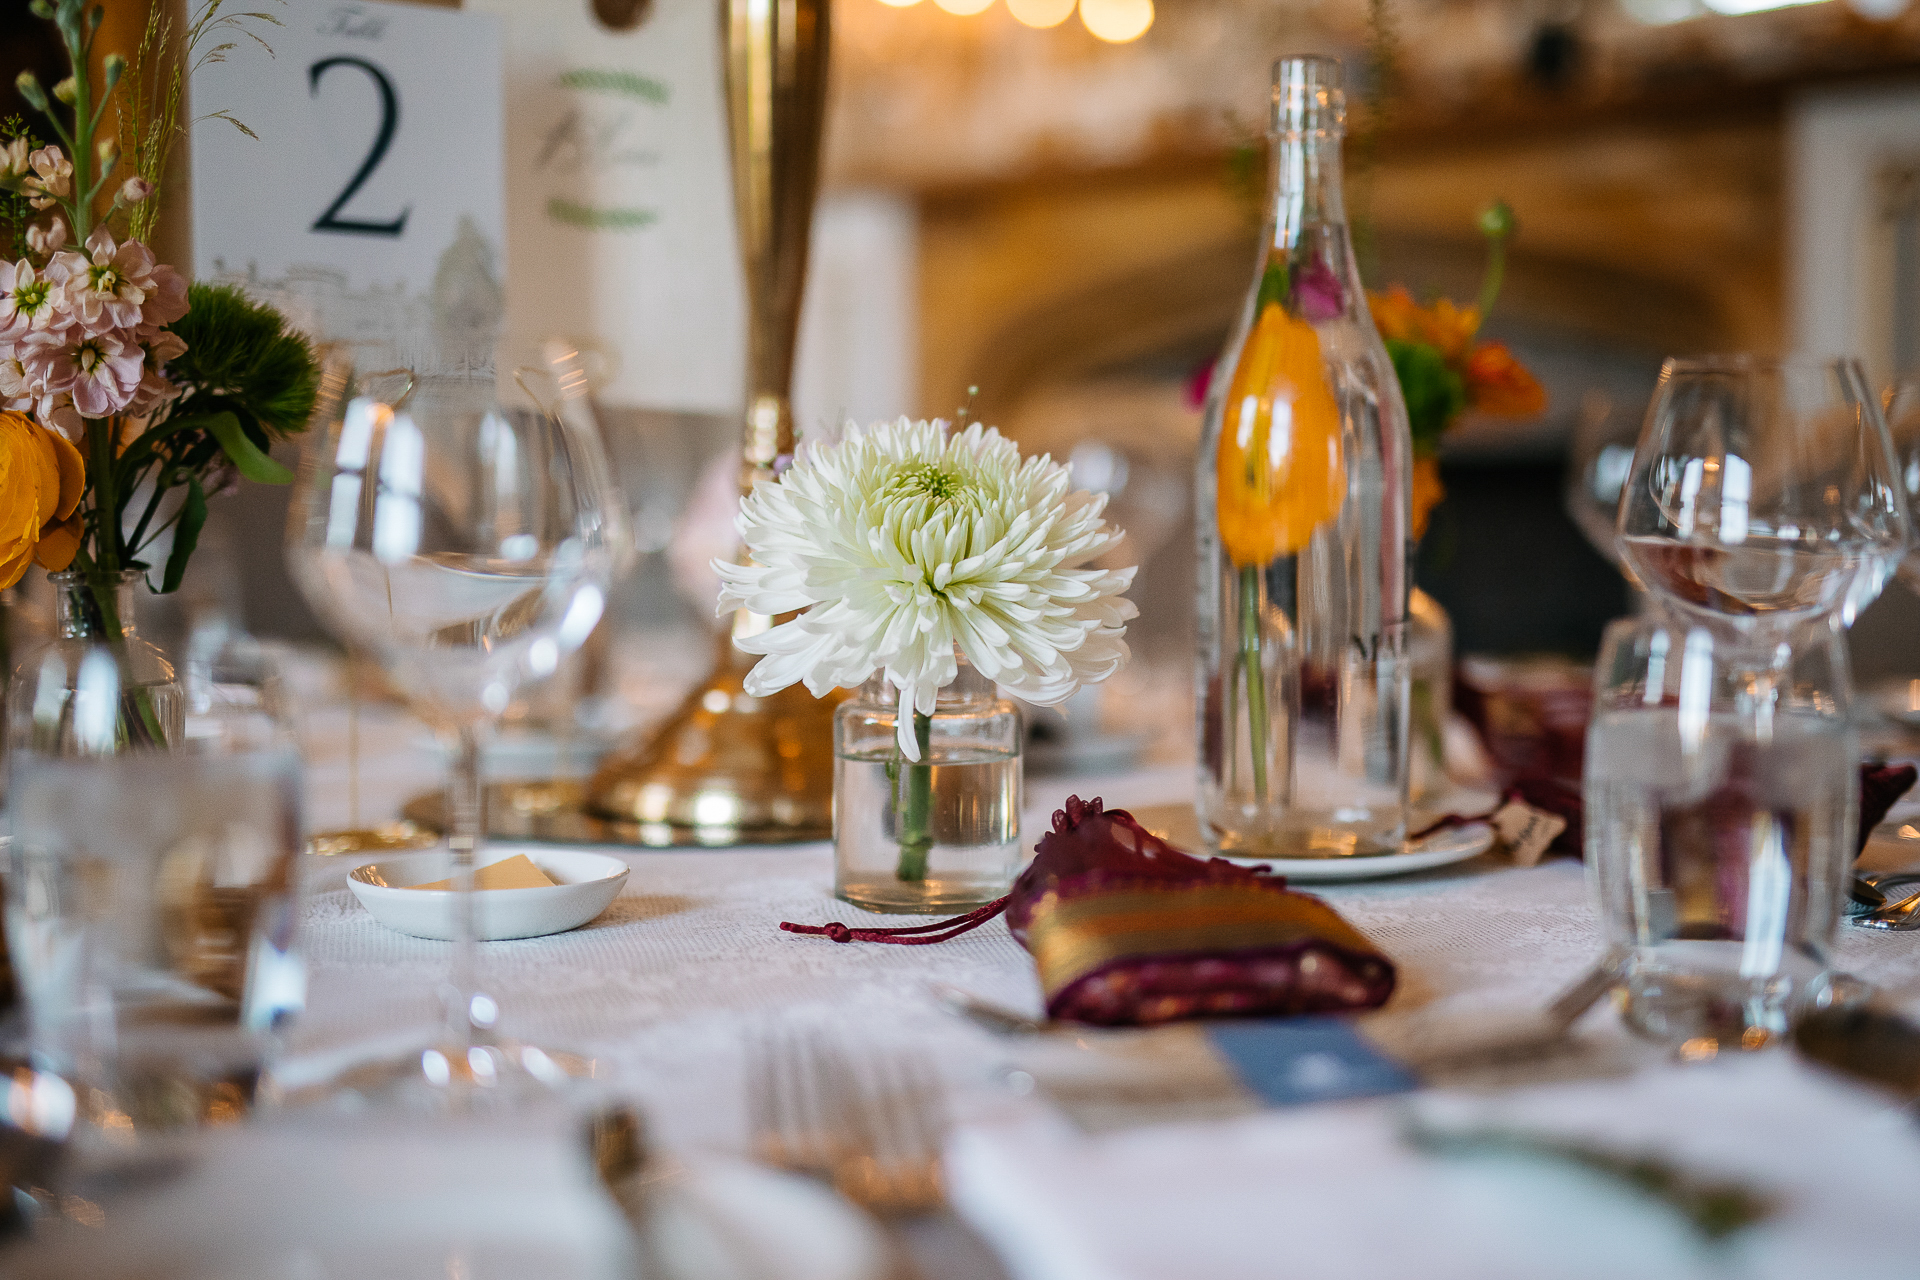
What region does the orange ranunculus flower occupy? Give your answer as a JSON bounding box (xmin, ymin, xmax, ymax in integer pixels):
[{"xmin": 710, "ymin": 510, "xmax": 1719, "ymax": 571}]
[
  {"xmin": 1367, "ymin": 286, "xmax": 1480, "ymax": 363},
  {"xmin": 1410, "ymin": 454, "xmax": 1445, "ymax": 542},
  {"xmin": 0, "ymin": 409, "xmax": 87, "ymax": 589},
  {"xmin": 1464, "ymin": 341, "xmax": 1547, "ymax": 417},
  {"xmin": 1216, "ymin": 302, "xmax": 1345, "ymax": 567}
]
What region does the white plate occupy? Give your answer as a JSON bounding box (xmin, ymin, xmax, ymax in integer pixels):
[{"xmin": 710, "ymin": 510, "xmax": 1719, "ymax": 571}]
[
  {"xmin": 349, "ymin": 846, "xmax": 629, "ymax": 939},
  {"xmin": 1221, "ymin": 821, "xmax": 1497, "ymax": 881},
  {"xmin": 1132, "ymin": 802, "xmax": 1499, "ymax": 882}
]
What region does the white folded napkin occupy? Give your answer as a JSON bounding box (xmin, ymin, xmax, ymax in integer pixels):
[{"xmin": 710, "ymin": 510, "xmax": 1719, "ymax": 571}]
[{"xmin": 946, "ymin": 1053, "xmax": 1920, "ymax": 1280}]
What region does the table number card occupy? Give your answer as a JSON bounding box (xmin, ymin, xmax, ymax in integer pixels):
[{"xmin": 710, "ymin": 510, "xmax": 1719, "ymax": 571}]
[
  {"xmin": 466, "ymin": 0, "xmax": 744, "ymax": 413},
  {"xmin": 190, "ymin": 0, "xmax": 506, "ymax": 366}
]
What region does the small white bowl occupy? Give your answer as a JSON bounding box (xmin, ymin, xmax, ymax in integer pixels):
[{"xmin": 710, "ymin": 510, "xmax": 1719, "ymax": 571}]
[{"xmin": 348, "ymin": 848, "xmax": 629, "ymax": 941}]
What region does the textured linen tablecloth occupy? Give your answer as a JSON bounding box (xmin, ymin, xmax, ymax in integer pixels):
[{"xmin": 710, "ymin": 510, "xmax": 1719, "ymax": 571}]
[{"xmin": 284, "ymin": 705, "xmax": 1920, "ymax": 1277}]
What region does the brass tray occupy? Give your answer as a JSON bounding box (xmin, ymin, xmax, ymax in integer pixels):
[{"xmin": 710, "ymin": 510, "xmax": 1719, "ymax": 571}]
[{"xmin": 401, "ymin": 778, "xmax": 831, "ymax": 849}]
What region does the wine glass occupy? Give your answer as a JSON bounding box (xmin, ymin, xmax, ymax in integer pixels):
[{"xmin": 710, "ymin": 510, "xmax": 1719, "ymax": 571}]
[
  {"xmin": 285, "ymin": 361, "xmax": 624, "ymax": 1102},
  {"xmin": 1884, "ymin": 375, "xmax": 1920, "ymax": 592},
  {"xmin": 1617, "ymin": 356, "xmax": 1908, "ymax": 635}
]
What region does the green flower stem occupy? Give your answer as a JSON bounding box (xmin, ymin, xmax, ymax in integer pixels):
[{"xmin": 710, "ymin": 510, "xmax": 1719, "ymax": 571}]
[
  {"xmin": 895, "ymin": 711, "xmax": 934, "ymax": 883},
  {"xmin": 1239, "ymin": 564, "xmax": 1269, "ymax": 804}
]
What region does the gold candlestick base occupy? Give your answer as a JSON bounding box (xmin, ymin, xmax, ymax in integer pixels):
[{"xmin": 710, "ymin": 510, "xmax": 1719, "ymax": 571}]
[
  {"xmin": 582, "ymin": 636, "xmax": 843, "ymax": 842},
  {"xmin": 307, "ymin": 822, "xmax": 441, "ymax": 857}
]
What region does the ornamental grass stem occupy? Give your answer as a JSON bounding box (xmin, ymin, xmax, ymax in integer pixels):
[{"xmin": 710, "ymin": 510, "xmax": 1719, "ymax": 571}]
[
  {"xmin": 1239, "ymin": 564, "xmax": 1269, "ymax": 804},
  {"xmin": 895, "ymin": 711, "xmax": 934, "ymax": 882}
]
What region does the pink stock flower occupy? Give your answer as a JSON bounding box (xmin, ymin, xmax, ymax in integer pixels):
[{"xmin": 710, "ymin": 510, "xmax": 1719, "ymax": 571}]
[
  {"xmin": 125, "ymin": 329, "xmax": 187, "ymax": 416},
  {"xmin": 119, "ymin": 176, "xmax": 153, "ymax": 205},
  {"xmin": 49, "ymin": 328, "xmax": 144, "ymax": 418},
  {"xmin": 36, "ymin": 391, "xmax": 82, "ymax": 439},
  {"xmin": 0, "ymin": 260, "xmax": 62, "ymax": 340},
  {"xmin": 23, "ymin": 146, "xmax": 71, "ymax": 210},
  {"xmin": 49, "ymin": 229, "xmax": 185, "ymax": 334},
  {"xmin": 26, "ymin": 218, "xmax": 67, "ymax": 257},
  {"xmin": 0, "ymin": 138, "xmax": 28, "ymax": 181},
  {"xmin": 0, "ymin": 353, "xmax": 31, "ymax": 406}
]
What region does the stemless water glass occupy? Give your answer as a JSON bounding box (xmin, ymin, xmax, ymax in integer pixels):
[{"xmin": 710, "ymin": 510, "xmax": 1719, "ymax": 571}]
[
  {"xmin": 285, "ymin": 362, "xmax": 622, "ymax": 1101},
  {"xmin": 1586, "ymin": 615, "xmax": 1856, "ymax": 1051},
  {"xmin": 5, "ymin": 652, "xmax": 306, "ymax": 1131}
]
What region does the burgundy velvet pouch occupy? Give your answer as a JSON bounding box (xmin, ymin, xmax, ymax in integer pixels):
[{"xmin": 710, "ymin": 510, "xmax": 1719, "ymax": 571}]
[{"xmin": 781, "ymin": 796, "xmax": 1396, "ymax": 1027}]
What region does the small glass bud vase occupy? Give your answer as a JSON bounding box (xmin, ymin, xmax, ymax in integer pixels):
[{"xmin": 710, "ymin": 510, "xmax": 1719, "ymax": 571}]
[
  {"xmin": 834, "ymin": 656, "xmax": 1023, "ymax": 913},
  {"xmin": 5, "ymin": 569, "xmax": 183, "ymax": 757}
]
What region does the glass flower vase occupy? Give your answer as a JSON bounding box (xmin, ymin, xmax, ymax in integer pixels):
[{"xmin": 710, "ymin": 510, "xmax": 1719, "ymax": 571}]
[
  {"xmin": 4, "ymin": 569, "xmax": 183, "ymax": 757},
  {"xmin": 1195, "ymin": 55, "xmax": 1414, "ymax": 858},
  {"xmin": 834, "ymin": 657, "xmax": 1023, "ymax": 913}
]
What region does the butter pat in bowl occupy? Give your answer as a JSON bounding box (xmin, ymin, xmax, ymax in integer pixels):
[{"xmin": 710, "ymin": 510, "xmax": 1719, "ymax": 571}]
[{"xmin": 349, "ymin": 847, "xmax": 629, "ymax": 940}]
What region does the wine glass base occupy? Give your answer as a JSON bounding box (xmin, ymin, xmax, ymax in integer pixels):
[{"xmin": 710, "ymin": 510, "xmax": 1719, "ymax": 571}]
[{"xmin": 269, "ymin": 1038, "xmax": 595, "ymax": 1113}]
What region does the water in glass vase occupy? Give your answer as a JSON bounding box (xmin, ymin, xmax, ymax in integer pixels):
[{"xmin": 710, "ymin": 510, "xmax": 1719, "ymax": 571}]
[
  {"xmin": 835, "ymin": 746, "xmax": 1022, "ymax": 913},
  {"xmin": 1586, "ymin": 707, "xmax": 1853, "ymax": 1049}
]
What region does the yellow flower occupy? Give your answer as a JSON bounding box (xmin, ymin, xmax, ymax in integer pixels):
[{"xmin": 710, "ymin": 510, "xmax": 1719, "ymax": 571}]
[
  {"xmin": 1215, "ymin": 303, "xmax": 1345, "ymax": 567},
  {"xmin": 0, "ymin": 409, "xmax": 86, "ymax": 589},
  {"xmin": 1368, "ymin": 285, "xmax": 1480, "ymax": 363}
]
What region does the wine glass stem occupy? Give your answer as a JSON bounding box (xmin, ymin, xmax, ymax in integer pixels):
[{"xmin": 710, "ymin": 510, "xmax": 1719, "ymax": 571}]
[{"xmin": 446, "ymin": 724, "xmax": 484, "ymax": 1048}]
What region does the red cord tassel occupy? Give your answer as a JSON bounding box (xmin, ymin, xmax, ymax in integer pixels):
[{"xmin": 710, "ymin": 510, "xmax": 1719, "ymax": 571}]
[{"xmin": 780, "ymin": 896, "xmax": 1010, "ymax": 945}]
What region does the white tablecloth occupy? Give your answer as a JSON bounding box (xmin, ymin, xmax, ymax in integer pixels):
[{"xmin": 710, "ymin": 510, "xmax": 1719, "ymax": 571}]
[{"xmin": 36, "ymin": 697, "xmax": 1920, "ymax": 1278}]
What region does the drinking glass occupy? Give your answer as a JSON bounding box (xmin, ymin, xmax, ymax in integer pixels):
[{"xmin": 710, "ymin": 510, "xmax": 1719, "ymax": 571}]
[
  {"xmin": 5, "ymin": 650, "xmax": 306, "ymax": 1131},
  {"xmin": 1883, "ymin": 374, "xmax": 1920, "ymax": 592},
  {"xmin": 1585, "ymin": 614, "xmax": 1856, "ymax": 1051},
  {"xmin": 285, "ymin": 362, "xmax": 623, "ymax": 1101},
  {"xmin": 1617, "ymin": 356, "xmax": 1907, "ymax": 634}
]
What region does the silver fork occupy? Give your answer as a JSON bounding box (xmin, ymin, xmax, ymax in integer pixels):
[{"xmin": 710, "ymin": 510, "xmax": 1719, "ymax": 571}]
[
  {"xmin": 746, "ymin": 1023, "xmax": 848, "ymax": 1174},
  {"xmin": 831, "ymin": 1045, "xmax": 947, "ymax": 1215},
  {"xmin": 746, "ymin": 1025, "xmax": 947, "ymax": 1215}
]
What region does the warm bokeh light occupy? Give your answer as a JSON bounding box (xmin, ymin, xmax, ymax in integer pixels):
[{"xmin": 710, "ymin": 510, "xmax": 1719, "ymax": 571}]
[
  {"xmin": 1008, "ymin": 0, "xmax": 1077, "ymax": 26},
  {"xmin": 1078, "ymin": 0, "xmax": 1152, "ymax": 41},
  {"xmin": 876, "ymin": 0, "xmax": 923, "ymax": 8},
  {"xmin": 934, "ymin": 0, "xmax": 997, "ymax": 13}
]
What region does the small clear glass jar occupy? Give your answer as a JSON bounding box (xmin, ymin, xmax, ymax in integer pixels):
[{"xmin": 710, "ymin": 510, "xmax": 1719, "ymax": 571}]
[{"xmin": 833, "ymin": 656, "xmax": 1023, "ymax": 913}]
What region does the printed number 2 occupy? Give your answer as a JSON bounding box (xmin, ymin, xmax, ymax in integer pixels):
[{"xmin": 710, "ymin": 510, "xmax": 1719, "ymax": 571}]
[{"xmin": 309, "ymin": 56, "xmax": 410, "ymax": 237}]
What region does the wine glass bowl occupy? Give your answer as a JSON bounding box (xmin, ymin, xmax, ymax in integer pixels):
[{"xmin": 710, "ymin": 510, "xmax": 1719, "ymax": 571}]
[
  {"xmin": 292, "ymin": 371, "xmax": 616, "ymax": 728},
  {"xmin": 1883, "ymin": 374, "xmax": 1920, "ymax": 595},
  {"xmin": 1617, "ymin": 356, "xmax": 1908, "ymax": 632}
]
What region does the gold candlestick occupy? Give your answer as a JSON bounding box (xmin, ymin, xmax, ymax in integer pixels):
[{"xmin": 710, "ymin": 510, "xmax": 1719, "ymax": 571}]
[{"xmin": 583, "ymin": 0, "xmax": 840, "ymax": 842}]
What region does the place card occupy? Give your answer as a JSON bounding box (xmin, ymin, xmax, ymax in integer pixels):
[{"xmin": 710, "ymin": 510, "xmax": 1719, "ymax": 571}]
[{"xmin": 1491, "ymin": 801, "xmax": 1567, "ymax": 868}]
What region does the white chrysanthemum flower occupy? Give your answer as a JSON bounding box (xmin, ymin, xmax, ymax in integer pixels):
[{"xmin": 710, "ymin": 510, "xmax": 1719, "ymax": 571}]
[{"xmin": 715, "ymin": 417, "xmax": 1137, "ymax": 760}]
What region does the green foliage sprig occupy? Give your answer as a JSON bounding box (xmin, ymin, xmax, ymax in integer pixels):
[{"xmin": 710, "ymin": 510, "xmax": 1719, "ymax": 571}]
[{"xmin": 112, "ymin": 285, "xmax": 318, "ymax": 592}]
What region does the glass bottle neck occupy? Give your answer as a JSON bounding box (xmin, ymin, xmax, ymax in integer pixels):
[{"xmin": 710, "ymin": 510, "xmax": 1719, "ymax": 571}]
[
  {"xmin": 1260, "ymin": 131, "xmax": 1361, "ymax": 320},
  {"xmin": 51, "ymin": 571, "xmax": 143, "ymax": 641},
  {"xmin": 1268, "ymin": 131, "xmax": 1348, "ymax": 246}
]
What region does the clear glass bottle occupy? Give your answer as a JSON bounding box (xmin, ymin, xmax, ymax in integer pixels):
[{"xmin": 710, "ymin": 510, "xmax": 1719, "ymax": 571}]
[
  {"xmin": 1196, "ymin": 56, "xmax": 1414, "ymax": 858},
  {"xmin": 5, "ymin": 569, "xmax": 183, "ymax": 757},
  {"xmin": 834, "ymin": 655, "xmax": 1022, "ymax": 913},
  {"xmin": 1406, "ymin": 586, "xmax": 1453, "ymax": 804}
]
